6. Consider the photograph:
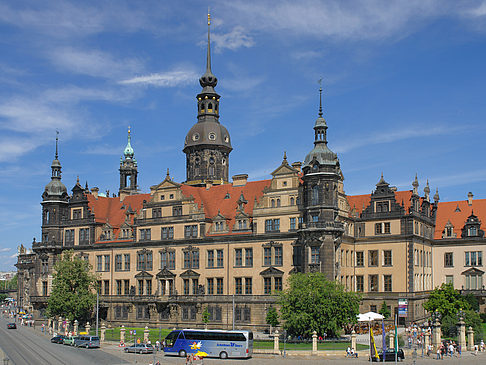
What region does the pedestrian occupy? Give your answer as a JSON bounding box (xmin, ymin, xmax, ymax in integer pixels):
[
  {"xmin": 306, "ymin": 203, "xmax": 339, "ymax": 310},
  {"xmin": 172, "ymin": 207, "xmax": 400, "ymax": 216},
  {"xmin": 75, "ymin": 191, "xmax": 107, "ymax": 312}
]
[
  {"xmin": 155, "ymin": 340, "xmax": 160, "ymax": 351},
  {"xmin": 457, "ymin": 344, "xmax": 461, "ymax": 357},
  {"xmin": 436, "ymin": 348, "xmax": 441, "ymax": 360}
]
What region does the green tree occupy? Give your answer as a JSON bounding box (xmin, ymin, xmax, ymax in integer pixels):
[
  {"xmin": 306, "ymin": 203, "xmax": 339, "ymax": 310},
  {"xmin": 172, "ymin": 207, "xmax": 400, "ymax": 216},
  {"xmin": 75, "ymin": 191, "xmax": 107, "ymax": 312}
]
[
  {"xmin": 278, "ymin": 273, "xmax": 361, "ymax": 338},
  {"xmin": 423, "ymin": 283, "xmax": 471, "ymax": 318},
  {"xmin": 202, "ymin": 307, "xmax": 210, "ymax": 326},
  {"xmin": 7, "ymin": 274, "xmax": 17, "ymax": 290},
  {"xmin": 379, "ymin": 301, "xmax": 391, "ymax": 319},
  {"xmin": 266, "ymin": 306, "xmax": 279, "ymax": 333},
  {"xmin": 47, "ymin": 250, "xmax": 97, "ymax": 322}
]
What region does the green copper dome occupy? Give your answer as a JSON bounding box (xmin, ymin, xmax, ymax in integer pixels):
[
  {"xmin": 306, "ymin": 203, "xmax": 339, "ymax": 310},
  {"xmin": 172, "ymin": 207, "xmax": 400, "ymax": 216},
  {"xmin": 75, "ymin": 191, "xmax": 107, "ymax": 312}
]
[{"xmin": 123, "ymin": 127, "xmax": 134, "ymax": 159}]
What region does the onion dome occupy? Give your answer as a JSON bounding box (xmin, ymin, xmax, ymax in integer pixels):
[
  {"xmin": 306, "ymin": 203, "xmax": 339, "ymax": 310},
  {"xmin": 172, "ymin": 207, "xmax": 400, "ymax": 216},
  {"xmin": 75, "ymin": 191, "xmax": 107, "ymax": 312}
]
[
  {"xmin": 303, "ymin": 86, "xmax": 338, "ymax": 168},
  {"xmin": 43, "ymin": 133, "xmax": 67, "ymax": 198},
  {"xmin": 123, "ymin": 126, "xmax": 134, "ymax": 159}
]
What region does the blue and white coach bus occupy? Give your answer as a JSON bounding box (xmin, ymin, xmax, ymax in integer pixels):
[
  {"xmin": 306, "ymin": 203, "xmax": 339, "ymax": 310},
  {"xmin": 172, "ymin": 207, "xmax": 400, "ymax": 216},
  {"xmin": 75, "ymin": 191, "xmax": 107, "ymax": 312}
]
[{"xmin": 163, "ymin": 329, "xmax": 253, "ymax": 359}]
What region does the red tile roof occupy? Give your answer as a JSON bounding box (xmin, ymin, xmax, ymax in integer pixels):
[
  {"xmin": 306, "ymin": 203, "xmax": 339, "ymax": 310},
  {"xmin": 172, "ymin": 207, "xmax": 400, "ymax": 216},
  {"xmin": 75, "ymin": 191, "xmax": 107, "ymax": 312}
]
[
  {"xmin": 181, "ymin": 180, "xmax": 272, "ymax": 235},
  {"xmin": 87, "ymin": 193, "xmax": 150, "ymax": 241},
  {"xmin": 434, "ymin": 199, "xmax": 486, "ymax": 239},
  {"xmin": 346, "ymin": 190, "xmax": 414, "ymax": 216}
]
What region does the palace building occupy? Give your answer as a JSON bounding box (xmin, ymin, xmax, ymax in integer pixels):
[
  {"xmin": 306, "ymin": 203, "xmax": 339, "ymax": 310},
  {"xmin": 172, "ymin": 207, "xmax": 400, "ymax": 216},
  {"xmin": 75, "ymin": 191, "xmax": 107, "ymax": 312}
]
[{"xmin": 16, "ymin": 18, "xmax": 486, "ymax": 329}]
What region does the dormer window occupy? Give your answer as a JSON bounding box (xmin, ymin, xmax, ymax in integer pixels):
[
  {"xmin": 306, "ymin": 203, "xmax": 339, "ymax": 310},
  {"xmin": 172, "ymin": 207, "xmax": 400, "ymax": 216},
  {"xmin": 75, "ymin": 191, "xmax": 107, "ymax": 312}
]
[{"xmin": 469, "ymin": 226, "xmax": 478, "ymax": 236}]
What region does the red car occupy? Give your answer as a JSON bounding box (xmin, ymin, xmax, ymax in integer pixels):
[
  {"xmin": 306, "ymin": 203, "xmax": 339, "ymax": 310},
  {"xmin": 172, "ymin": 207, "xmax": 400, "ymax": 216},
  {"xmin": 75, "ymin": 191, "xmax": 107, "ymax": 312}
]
[{"xmin": 7, "ymin": 323, "xmax": 16, "ymax": 329}]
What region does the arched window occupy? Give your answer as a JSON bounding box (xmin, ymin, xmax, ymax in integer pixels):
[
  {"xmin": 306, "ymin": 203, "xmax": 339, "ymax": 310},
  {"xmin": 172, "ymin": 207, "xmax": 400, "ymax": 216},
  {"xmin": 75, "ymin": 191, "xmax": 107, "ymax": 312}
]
[
  {"xmin": 271, "ymin": 199, "xmax": 275, "ymax": 208},
  {"xmin": 312, "ymin": 185, "xmax": 319, "ymax": 205},
  {"xmin": 277, "ymin": 199, "xmax": 281, "ymax": 207},
  {"xmin": 290, "ymin": 197, "xmax": 295, "ymax": 205},
  {"xmin": 208, "ymin": 102, "xmax": 213, "ymax": 111}
]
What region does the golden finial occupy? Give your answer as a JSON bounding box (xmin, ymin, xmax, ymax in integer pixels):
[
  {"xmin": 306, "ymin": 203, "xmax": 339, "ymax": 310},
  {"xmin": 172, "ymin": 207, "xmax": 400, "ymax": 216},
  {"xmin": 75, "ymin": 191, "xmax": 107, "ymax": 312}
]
[
  {"xmin": 128, "ymin": 125, "xmax": 131, "ymax": 135},
  {"xmin": 207, "ymin": 9, "xmax": 211, "ymax": 26}
]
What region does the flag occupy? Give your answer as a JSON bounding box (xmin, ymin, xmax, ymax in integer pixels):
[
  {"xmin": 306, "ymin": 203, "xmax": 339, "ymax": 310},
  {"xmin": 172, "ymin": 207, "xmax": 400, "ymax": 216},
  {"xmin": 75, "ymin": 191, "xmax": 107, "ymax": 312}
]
[{"xmin": 370, "ymin": 327, "xmax": 380, "ymax": 360}]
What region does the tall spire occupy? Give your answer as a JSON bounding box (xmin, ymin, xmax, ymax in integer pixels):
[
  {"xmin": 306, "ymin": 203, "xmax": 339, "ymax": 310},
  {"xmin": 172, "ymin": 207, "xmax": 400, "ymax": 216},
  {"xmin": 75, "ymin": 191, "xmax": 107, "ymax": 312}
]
[
  {"xmin": 318, "ymin": 79, "xmax": 323, "ymax": 118},
  {"xmin": 55, "ymin": 130, "xmax": 59, "ymax": 160},
  {"xmin": 123, "ymin": 126, "xmax": 134, "ymax": 159},
  {"xmin": 199, "ymin": 11, "xmax": 217, "ymax": 90}
]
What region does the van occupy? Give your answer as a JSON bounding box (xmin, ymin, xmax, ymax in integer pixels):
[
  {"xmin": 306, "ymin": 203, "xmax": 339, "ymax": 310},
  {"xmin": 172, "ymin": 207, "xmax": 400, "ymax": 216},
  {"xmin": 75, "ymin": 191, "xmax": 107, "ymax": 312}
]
[{"xmin": 74, "ymin": 335, "xmax": 100, "ymax": 348}]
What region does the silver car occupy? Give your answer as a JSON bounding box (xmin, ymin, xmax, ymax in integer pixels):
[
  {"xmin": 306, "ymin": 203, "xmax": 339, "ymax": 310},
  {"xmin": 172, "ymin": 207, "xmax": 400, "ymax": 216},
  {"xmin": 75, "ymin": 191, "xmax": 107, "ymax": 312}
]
[{"xmin": 124, "ymin": 343, "xmax": 154, "ymax": 354}]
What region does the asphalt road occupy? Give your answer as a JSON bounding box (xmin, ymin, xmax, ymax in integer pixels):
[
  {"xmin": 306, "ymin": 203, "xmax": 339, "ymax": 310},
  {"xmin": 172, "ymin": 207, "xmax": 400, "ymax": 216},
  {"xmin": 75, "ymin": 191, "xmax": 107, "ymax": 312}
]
[{"xmin": 0, "ymin": 317, "xmax": 128, "ymax": 365}]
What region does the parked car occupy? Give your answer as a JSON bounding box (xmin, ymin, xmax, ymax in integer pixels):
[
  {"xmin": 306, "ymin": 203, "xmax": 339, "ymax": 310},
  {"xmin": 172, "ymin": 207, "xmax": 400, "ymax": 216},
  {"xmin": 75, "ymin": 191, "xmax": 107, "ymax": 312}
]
[
  {"xmin": 51, "ymin": 335, "xmax": 67, "ymax": 344},
  {"xmin": 63, "ymin": 336, "xmax": 78, "ymax": 346},
  {"xmin": 74, "ymin": 335, "xmax": 100, "ymax": 348},
  {"xmin": 7, "ymin": 323, "xmax": 16, "ymax": 329},
  {"xmin": 124, "ymin": 343, "xmax": 154, "ymax": 354},
  {"xmin": 372, "ymin": 349, "xmax": 405, "ymax": 362}
]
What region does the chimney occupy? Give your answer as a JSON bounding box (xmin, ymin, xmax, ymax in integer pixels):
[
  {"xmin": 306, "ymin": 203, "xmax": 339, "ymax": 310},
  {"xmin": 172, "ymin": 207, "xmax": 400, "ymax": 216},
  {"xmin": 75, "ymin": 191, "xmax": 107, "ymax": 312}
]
[
  {"xmin": 232, "ymin": 174, "xmax": 248, "ymax": 187},
  {"xmin": 91, "ymin": 187, "xmax": 99, "ymax": 199},
  {"xmin": 468, "ymin": 192, "xmax": 473, "ymax": 206},
  {"xmin": 292, "ymin": 161, "xmax": 302, "ymax": 173}
]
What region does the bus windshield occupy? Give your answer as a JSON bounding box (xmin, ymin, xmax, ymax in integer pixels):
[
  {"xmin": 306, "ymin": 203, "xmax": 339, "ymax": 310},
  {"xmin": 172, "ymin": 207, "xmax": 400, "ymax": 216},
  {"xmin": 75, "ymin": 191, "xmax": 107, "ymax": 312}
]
[{"xmin": 164, "ymin": 330, "xmax": 180, "ymax": 348}]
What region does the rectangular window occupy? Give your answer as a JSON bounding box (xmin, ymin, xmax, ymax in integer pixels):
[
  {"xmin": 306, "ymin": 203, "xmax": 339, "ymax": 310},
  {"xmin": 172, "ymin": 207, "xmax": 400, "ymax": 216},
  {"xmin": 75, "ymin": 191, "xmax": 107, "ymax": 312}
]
[
  {"xmin": 445, "ymin": 275, "xmax": 454, "ymax": 285},
  {"xmin": 375, "ymin": 223, "xmax": 382, "ymax": 234},
  {"xmin": 104, "ymin": 280, "xmax": 109, "ymax": 295},
  {"xmin": 384, "ymin": 222, "xmax": 391, "ymax": 234},
  {"xmin": 216, "ymin": 278, "xmax": 223, "ymax": 295},
  {"xmin": 146, "ymin": 280, "xmax": 152, "ymax": 295},
  {"xmin": 184, "ymin": 225, "xmax": 198, "ymax": 238},
  {"xmin": 183, "ymin": 279, "xmax": 189, "ymax": 295},
  {"xmin": 207, "ymin": 278, "xmax": 214, "ymax": 295},
  {"xmin": 124, "ymin": 280, "xmax": 130, "ymax": 295},
  {"xmin": 124, "ymin": 254, "xmax": 130, "ymax": 271},
  {"xmin": 356, "ymin": 251, "xmax": 364, "ymax": 267},
  {"xmin": 465, "ymin": 252, "xmax": 470, "ymax": 266},
  {"xmin": 235, "ymin": 249, "xmax": 243, "ymax": 267},
  {"xmin": 116, "ymin": 280, "xmax": 122, "ymax": 295},
  {"xmin": 104, "ymin": 255, "xmax": 110, "ymax": 271},
  {"xmin": 369, "ymin": 250, "xmax": 378, "ymax": 267},
  {"xmin": 245, "ymin": 277, "xmax": 252, "ymax": 295},
  {"xmin": 356, "ymin": 275, "xmax": 364, "ymax": 292},
  {"xmin": 370, "ymin": 305, "xmax": 377, "ymax": 313},
  {"xmin": 216, "ymin": 249, "xmax": 224, "ymax": 267},
  {"xmin": 172, "ymin": 205, "xmax": 182, "ymax": 216},
  {"xmin": 79, "ymin": 228, "xmax": 89, "ymax": 245},
  {"xmin": 192, "ymin": 250, "xmax": 199, "ymax": 269},
  {"xmin": 465, "ymin": 251, "xmax": 482, "ymax": 266},
  {"xmin": 136, "ymin": 305, "xmax": 149, "ymax": 320},
  {"xmin": 274, "ymin": 246, "xmax": 283, "ymax": 266},
  {"xmin": 143, "ymin": 228, "xmax": 152, "ymax": 241},
  {"xmin": 161, "ymin": 226, "xmax": 174, "ymax": 239},
  {"xmin": 65, "ymin": 229, "xmax": 75, "ymax": 246},
  {"xmin": 192, "ymin": 278, "xmax": 198, "ymax": 295},
  {"xmin": 184, "ymin": 251, "xmax": 190, "ymax": 269},
  {"xmin": 138, "ymin": 280, "xmax": 144, "ymax": 295},
  {"xmin": 383, "ymin": 250, "xmax": 392, "ymax": 266},
  {"xmin": 311, "ymin": 246, "xmax": 320, "ymax": 264},
  {"xmin": 41, "ymin": 258, "xmax": 49, "ymax": 274},
  {"xmin": 444, "ymin": 252, "xmax": 453, "ymax": 267},
  {"xmin": 290, "ymin": 217, "xmax": 296, "ymax": 230},
  {"xmin": 265, "ymin": 219, "xmax": 280, "ymax": 232},
  {"xmin": 207, "ymin": 250, "xmax": 214, "ymax": 268},
  {"xmin": 96, "ymin": 255, "xmax": 102, "ymax": 271},
  {"xmin": 264, "ymin": 247, "xmax": 272, "ymax": 266},
  {"xmin": 235, "ymin": 278, "xmax": 242, "ymax": 295},
  {"xmin": 72, "ymin": 208, "xmax": 82, "ymax": 220},
  {"xmin": 152, "ymin": 208, "xmax": 161, "ymax": 218},
  {"xmin": 115, "ymin": 255, "xmax": 122, "ymax": 271},
  {"xmin": 42, "ymin": 281, "xmax": 48, "ymax": 296},
  {"xmin": 384, "ymin": 275, "xmax": 392, "ymax": 292},
  {"xmin": 245, "ymin": 248, "xmax": 253, "ymax": 267},
  {"xmin": 369, "ymin": 275, "xmax": 378, "ymax": 292},
  {"xmin": 274, "ymin": 277, "xmax": 282, "ymax": 292},
  {"xmin": 264, "ymin": 277, "xmax": 272, "ymax": 294}
]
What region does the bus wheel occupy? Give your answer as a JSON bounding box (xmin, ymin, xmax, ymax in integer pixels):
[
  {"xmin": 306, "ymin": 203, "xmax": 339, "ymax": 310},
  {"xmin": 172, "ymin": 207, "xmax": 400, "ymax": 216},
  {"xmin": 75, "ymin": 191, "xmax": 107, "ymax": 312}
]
[
  {"xmin": 179, "ymin": 350, "xmax": 187, "ymax": 357},
  {"xmin": 219, "ymin": 351, "xmax": 228, "ymax": 359}
]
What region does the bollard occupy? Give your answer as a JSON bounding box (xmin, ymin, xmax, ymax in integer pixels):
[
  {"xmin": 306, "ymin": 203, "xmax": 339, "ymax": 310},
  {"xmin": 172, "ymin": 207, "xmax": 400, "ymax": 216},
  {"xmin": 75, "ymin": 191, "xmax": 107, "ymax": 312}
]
[
  {"xmin": 144, "ymin": 326, "xmax": 149, "ymax": 343},
  {"xmin": 73, "ymin": 320, "xmax": 78, "ymax": 336},
  {"xmin": 85, "ymin": 322, "xmax": 91, "ymax": 335},
  {"xmin": 312, "ymin": 330, "xmax": 318, "ymax": 355},
  {"xmin": 351, "ymin": 330, "xmax": 357, "ymax": 352},
  {"xmin": 100, "ymin": 324, "xmax": 106, "ymax": 343},
  {"xmin": 65, "ymin": 319, "xmax": 70, "ymax": 336},
  {"xmin": 467, "ymin": 326, "xmax": 474, "ymax": 351},
  {"xmin": 389, "ymin": 331, "xmax": 395, "ymax": 349},
  {"xmin": 457, "ymin": 317, "xmax": 466, "ymax": 351},
  {"xmin": 120, "ymin": 325, "xmax": 126, "ymax": 344},
  {"xmin": 273, "ymin": 330, "xmax": 280, "ymax": 355}
]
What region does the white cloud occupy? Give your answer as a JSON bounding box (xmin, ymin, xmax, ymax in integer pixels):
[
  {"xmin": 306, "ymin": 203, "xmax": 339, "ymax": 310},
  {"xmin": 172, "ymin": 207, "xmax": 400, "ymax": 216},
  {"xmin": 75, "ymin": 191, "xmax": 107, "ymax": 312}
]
[
  {"xmin": 9, "ymin": 253, "xmax": 18, "ymax": 259},
  {"xmin": 0, "ymin": 248, "xmax": 10, "ymax": 253},
  {"xmin": 119, "ymin": 69, "xmax": 198, "ymax": 87},
  {"xmin": 334, "ymin": 124, "xmax": 468, "ymax": 153},
  {"xmin": 212, "ymin": 26, "xmax": 255, "ymax": 51},
  {"xmin": 49, "ymin": 47, "xmax": 143, "ymax": 79}
]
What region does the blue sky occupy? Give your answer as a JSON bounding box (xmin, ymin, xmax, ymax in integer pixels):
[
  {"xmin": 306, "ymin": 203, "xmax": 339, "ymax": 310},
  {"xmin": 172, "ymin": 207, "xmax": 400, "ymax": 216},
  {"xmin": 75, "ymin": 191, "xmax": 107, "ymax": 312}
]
[{"xmin": 1, "ymin": 0, "xmax": 486, "ymax": 271}]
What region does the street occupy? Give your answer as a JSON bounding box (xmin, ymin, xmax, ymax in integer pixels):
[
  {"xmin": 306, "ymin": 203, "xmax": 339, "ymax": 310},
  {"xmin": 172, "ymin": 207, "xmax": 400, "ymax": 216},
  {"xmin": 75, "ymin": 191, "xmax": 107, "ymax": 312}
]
[{"xmin": 1, "ymin": 317, "xmax": 486, "ymax": 365}]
